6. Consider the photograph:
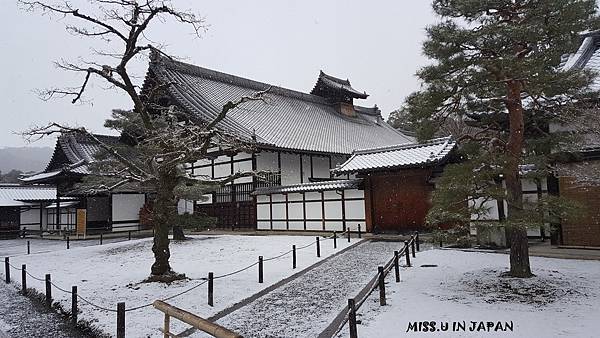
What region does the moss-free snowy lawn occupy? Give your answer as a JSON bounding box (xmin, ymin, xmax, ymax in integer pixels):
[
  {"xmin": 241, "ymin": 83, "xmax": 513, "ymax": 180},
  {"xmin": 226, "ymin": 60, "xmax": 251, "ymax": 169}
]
[
  {"xmin": 4, "ymin": 234, "xmax": 357, "ymax": 337},
  {"xmin": 339, "ymin": 249, "xmax": 600, "ymax": 338}
]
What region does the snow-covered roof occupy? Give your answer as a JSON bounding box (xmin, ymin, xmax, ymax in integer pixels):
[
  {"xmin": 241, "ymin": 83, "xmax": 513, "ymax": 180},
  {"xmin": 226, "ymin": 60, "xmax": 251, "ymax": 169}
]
[
  {"xmin": 0, "ymin": 185, "xmax": 57, "ymax": 207},
  {"xmin": 252, "ymin": 179, "xmax": 362, "ymax": 195},
  {"xmin": 20, "ymin": 132, "xmax": 124, "ymax": 183},
  {"xmin": 334, "ymin": 137, "xmax": 456, "ymax": 174},
  {"xmin": 147, "ymin": 53, "xmax": 413, "ymax": 155},
  {"xmin": 561, "ymin": 30, "xmax": 600, "ymax": 91}
]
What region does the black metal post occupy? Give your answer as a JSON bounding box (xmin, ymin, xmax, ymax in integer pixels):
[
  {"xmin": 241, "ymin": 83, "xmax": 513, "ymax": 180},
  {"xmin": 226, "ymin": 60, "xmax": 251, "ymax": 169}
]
[
  {"xmin": 347, "ymin": 229, "xmax": 351, "ymax": 243},
  {"xmin": 100, "ymin": 233, "xmax": 103, "ymax": 245},
  {"xmin": 128, "ymin": 231, "xmax": 131, "ymax": 241},
  {"xmin": 358, "ymin": 224, "xmax": 362, "ymax": 238},
  {"xmin": 72, "ymin": 286, "xmax": 78, "ymax": 325},
  {"xmin": 316, "ymin": 237, "xmax": 321, "ymax": 258},
  {"xmin": 394, "ymin": 251, "xmax": 400, "ymax": 283},
  {"xmin": 27, "ymin": 241, "xmax": 30, "ymax": 255},
  {"xmin": 67, "ymin": 236, "xmax": 70, "ymax": 249},
  {"xmin": 208, "ymin": 272, "xmax": 214, "ymax": 306},
  {"xmin": 411, "ymin": 236, "xmax": 416, "ymax": 258},
  {"xmin": 45, "ymin": 274, "xmax": 52, "ymax": 306},
  {"xmin": 333, "ymin": 231, "xmax": 337, "ymax": 249},
  {"xmin": 415, "ymin": 231, "xmax": 420, "ymax": 251},
  {"xmin": 116, "ymin": 302, "xmax": 125, "ymax": 338},
  {"xmin": 404, "ymin": 241, "xmax": 411, "ymax": 267},
  {"xmin": 292, "ymin": 245, "xmax": 297, "ymax": 269},
  {"xmin": 348, "ymin": 299, "xmax": 358, "ymax": 338},
  {"xmin": 258, "ymin": 256, "xmax": 263, "ymax": 283},
  {"xmin": 4, "ymin": 258, "xmax": 9, "ymax": 283},
  {"xmin": 378, "ymin": 266, "xmax": 386, "ymax": 306},
  {"xmin": 21, "ymin": 264, "xmax": 26, "ymax": 293}
]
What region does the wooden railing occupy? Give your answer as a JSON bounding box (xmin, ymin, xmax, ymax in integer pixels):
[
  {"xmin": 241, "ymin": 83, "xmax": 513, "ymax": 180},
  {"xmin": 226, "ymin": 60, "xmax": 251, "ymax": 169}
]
[{"xmin": 153, "ymin": 300, "xmax": 243, "ymax": 338}]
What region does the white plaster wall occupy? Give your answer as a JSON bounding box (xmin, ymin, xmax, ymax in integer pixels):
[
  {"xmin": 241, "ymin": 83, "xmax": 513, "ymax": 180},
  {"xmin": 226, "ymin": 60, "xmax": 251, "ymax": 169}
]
[
  {"xmin": 324, "ymin": 201, "xmax": 342, "ymax": 219},
  {"xmin": 305, "ymin": 201, "xmax": 322, "ymax": 219},
  {"xmin": 345, "ymin": 200, "xmax": 365, "ymax": 219},
  {"xmin": 256, "ymin": 151, "xmax": 278, "ymax": 171},
  {"xmin": 177, "ymin": 199, "xmax": 195, "ymax": 215},
  {"xmin": 281, "ymin": 153, "xmax": 301, "ymax": 185},
  {"xmin": 312, "ymin": 156, "xmax": 330, "ymax": 179},
  {"xmin": 301, "ymin": 155, "xmax": 311, "ymax": 182},
  {"xmin": 470, "ymin": 198, "xmax": 500, "ymax": 221},
  {"xmin": 288, "ymin": 202, "xmax": 304, "ymax": 219},
  {"xmin": 112, "ymin": 194, "xmax": 145, "ymax": 222}
]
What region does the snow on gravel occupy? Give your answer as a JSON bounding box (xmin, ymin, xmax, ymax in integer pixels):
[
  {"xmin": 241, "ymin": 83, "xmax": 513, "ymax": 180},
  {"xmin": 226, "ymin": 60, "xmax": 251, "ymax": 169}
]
[
  {"xmin": 212, "ymin": 240, "xmax": 404, "ymax": 338},
  {"xmin": 0, "ymin": 235, "xmax": 356, "ymax": 338},
  {"xmin": 337, "ymin": 249, "xmax": 600, "ymax": 338},
  {"xmin": 0, "ymin": 282, "xmax": 93, "ymax": 337}
]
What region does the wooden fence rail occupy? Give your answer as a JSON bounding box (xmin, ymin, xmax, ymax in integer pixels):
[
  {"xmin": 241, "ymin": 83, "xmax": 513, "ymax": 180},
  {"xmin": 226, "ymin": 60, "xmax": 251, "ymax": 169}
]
[{"xmin": 153, "ymin": 300, "xmax": 243, "ymax": 338}]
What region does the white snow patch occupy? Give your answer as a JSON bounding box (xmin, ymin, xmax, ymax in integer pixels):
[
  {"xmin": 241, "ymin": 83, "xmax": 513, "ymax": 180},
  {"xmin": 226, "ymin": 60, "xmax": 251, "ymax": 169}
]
[
  {"xmin": 336, "ymin": 249, "xmax": 600, "ymax": 338},
  {"xmin": 4, "ymin": 234, "xmax": 357, "ymax": 337}
]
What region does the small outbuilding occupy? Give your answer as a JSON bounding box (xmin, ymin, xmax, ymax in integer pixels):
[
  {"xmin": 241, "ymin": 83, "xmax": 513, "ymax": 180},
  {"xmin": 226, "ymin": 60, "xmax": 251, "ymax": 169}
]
[{"xmin": 334, "ymin": 137, "xmax": 457, "ymax": 233}]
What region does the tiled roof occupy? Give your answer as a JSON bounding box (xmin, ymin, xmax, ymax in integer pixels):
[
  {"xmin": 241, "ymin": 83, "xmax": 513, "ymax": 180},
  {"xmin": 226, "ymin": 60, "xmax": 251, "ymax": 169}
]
[
  {"xmin": 148, "ymin": 54, "xmax": 413, "ymax": 155},
  {"xmin": 561, "ymin": 30, "xmax": 600, "ymax": 91},
  {"xmin": 310, "ymin": 71, "xmax": 369, "ymax": 100},
  {"xmin": 21, "ymin": 133, "xmax": 123, "ymax": 183},
  {"xmin": 0, "ymin": 185, "xmax": 57, "ymax": 206},
  {"xmin": 252, "ymin": 179, "xmax": 362, "ymax": 195},
  {"xmin": 334, "ymin": 137, "xmax": 457, "ymax": 174}
]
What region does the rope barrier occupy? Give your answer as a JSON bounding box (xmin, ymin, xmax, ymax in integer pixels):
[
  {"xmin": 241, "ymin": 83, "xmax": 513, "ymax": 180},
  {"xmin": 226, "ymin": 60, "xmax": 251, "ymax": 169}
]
[
  {"xmin": 336, "ymin": 236, "xmax": 417, "ymax": 334},
  {"xmin": 2, "ymin": 229, "xmax": 354, "ymax": 313}
]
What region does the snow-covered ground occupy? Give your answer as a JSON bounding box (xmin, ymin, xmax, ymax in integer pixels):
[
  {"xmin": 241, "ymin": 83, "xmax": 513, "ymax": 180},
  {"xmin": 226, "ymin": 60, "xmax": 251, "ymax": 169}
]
[
  {"xmin": 214, "ymin": 240, "xmax": 402, "ymax": 338},
  {"xmin": 1, "ymin": 234, "xmax": 357, "ymax": 337},
  {"xmin": 338, "ymin": 249, "xmax": 600, "ymax": 338}
]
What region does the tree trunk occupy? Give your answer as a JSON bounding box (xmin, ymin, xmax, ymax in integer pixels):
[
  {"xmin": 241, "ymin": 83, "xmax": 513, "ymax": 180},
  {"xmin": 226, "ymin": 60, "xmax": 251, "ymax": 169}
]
[
  {"xmin": 151, "ymin": 175, "xmax": 178, "ymax": 276},
  {"xmin": 505, "ymin": 80, "xmax": 533, "ymax": 278},
  {"xmin": 172, "ymin": 226, "xmax": 186, "ymax": 240}
]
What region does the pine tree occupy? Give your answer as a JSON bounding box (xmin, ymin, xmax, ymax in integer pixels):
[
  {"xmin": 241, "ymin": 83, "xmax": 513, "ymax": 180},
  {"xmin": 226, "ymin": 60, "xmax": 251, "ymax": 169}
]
[{"xmin": 393, "ymin": 0, "xmax": 600, "ymax": 277}]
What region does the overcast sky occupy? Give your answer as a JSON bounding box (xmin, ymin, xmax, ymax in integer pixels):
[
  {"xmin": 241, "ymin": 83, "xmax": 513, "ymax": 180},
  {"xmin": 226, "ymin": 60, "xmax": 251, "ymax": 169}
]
[{"xmin": 0, "ymin": 1, "xmax": 436, "ymax": 148}]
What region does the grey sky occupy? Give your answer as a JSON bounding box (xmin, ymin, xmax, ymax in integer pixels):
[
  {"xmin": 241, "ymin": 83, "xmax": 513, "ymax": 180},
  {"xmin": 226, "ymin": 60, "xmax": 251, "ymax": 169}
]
[{"xmin": 0, "ymin": 0, "xmax": 435, "ymax": 148}]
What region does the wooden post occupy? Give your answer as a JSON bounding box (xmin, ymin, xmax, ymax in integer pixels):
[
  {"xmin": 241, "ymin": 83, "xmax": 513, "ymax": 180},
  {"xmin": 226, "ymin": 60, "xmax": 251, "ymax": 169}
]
[
  {"xmin": 4, "ymin": 257, "xmax": 9, "ymax": 283},
  {"xmin": 347, "ymin": 229, "xmax": 351, "ymax": 243},
  {"xmin": 258, "ymin": 256, "xmax": 263, "ymax": 283},
  {"xmin": 100, "ymin": 233, "xmax": 103, "ymax": 245},
  {"xmin": 208, "ymin": 272, "xmax": 214, "ymax": 307},
  {"xmin": 67, "ymin": 236, "xmax": 70, "ymax": 249},
  {"xmin": 45, "ymin": 274, "xmax": 52, "ymax": 306},
  {"xmin": 411, "ymin": 236, "xmax": 416, "ymax": 258},
  {"xmin": 292, "ymin": 245, "xmax": 296, "ymax": 269},
  {"xmin": 27, "ymin": 241, "xmax": 30, "ymax": 255},
  {"xmin": 21, "ymin": 264, "xmax": 27, "ymax": 293},
  {"xmin": 394, "ymin": 251, "xmax": 400, "ymax": 283},
  {"xmin": 72, "ymin": 286, "xmax": 78, "ymax": 325},
  {"xmin": 358, "ymin": 224, "xmax": 362, "ymax": 238},
  {"xmin": 316, "ymin": 237, "xmax": 321, "ymax": 258},
  {"xmin": 404, "ymin": 241, "xmax": 411, "ymax": 267},
  {"xmin": 415, "ymin": 231, "xmax": 420, "ymax": 251},
  {"xmin": 116, "ymin": 302, "xmax": 125, "ymax": 338},
  {"xmin": 163, "ymin": 313, "xmax": 170, "ymax": 338},
  {"xmin": 378, "ymin": 266, "xmax": 386, "ymax": 306},
  {"xmin": 348, "ymin": 299, "xmax": 358, "ymax": 338},
  {"xmin": 333, "ymin": 231, "xmax": 337, "ymax": 249}
]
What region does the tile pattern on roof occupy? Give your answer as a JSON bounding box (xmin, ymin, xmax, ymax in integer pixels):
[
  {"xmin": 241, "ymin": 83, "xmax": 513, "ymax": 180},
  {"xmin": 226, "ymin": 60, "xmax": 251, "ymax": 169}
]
[
  {"xmin": 150, "ymin": 55, "xmax": 413, "ymax": 154},
  {"xmin": 562, "ymin": 32, "xmax": 600, "ymax": 91},
  {"xmin": 252, "ymin": 179, "xmax": 362, "ymax": 195},
  {"xmin": 0, "ymin": 185, "xmax": 57, "ymax": 206},
  {"xmin": 334, "ymin": 137, "xmax": 456, "ymax": 173}
]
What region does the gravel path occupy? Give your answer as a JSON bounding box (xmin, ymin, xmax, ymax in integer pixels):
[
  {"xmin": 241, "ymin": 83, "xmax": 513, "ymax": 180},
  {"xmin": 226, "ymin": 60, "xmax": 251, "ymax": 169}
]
[
  {"xmin": 0, "ymin": 282, "xmax": 91, "ymax": 338},
  {"xmin": 211, "ymin": 240, "xmax": 402, "ymax": 338}
]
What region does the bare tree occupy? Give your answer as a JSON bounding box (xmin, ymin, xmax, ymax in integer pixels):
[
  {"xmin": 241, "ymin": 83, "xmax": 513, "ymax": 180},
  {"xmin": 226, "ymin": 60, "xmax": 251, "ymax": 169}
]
[{"xmin": 20, "ymin": 0, "xmax": 269, "ymax": 279}]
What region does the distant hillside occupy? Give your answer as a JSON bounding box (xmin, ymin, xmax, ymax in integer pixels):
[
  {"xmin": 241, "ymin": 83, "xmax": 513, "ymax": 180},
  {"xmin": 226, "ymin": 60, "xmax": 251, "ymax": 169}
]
[{"xmin": 0, "ymin": 146, "xmax": 54, "ymax": 173}]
